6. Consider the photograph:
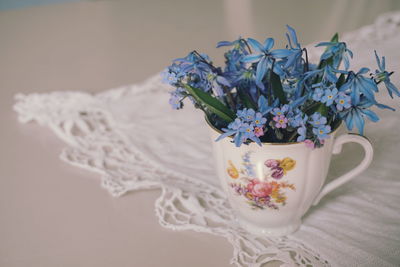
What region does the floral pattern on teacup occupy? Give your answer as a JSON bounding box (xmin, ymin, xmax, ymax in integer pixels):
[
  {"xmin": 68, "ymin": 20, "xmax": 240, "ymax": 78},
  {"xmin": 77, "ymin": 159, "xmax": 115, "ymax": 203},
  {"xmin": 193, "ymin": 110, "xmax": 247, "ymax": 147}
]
[{"xmin": 228, "ymin": 152, "xmax": 296, "ymax": 210}]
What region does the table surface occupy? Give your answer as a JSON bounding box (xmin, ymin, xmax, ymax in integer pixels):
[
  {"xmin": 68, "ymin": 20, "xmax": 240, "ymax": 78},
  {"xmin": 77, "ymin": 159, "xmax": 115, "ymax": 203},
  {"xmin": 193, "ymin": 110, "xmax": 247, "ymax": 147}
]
[{"xmin": 1, "ymin": 1, "xmax": 399, "ymax": 266}]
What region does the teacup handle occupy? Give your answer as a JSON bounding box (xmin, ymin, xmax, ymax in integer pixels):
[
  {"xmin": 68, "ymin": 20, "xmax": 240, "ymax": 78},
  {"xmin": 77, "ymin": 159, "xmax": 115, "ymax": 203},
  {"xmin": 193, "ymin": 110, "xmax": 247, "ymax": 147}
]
[{"xmin": 313, "ymin": 133, "xmax": 374, "ymax": 205}]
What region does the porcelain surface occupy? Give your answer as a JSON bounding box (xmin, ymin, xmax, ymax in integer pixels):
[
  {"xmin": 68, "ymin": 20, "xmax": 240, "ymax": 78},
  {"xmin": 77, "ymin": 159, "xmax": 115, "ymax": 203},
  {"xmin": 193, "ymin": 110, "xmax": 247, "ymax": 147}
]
[{"xmin": 209, "ymin": 128, "xmax": 373, "ymax": 236}]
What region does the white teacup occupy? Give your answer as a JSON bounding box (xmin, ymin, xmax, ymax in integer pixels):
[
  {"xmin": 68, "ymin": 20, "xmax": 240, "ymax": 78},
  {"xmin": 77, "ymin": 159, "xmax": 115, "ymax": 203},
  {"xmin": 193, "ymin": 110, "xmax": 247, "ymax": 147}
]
[{"xmin": 208, "ymin": 124, "xmax": 373, "ymax": 236}]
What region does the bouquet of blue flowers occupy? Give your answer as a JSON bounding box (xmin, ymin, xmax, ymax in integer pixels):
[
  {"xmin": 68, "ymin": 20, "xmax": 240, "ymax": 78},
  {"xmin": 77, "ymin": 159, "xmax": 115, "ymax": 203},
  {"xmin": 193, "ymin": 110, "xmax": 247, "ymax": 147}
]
[{"xmin": 163, "ymin": 26, "xmax": 398, "ymax": 148}]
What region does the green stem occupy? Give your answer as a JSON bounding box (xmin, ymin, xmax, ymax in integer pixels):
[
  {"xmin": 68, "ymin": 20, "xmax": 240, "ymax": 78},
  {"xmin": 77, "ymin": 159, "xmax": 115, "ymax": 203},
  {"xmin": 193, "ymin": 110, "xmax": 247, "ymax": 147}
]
[
  {"xmin": 288, "ymin": 130, "xmax": 298, "ymax": 142},
  {"xmin": 303, "ymin": 48, "xmax": 309, "ymax": 73},
  {"xmin": 302, "ymin": 101, "xmax": 319, "ymax": 114},
  {"xmin": 267, "ymin": 59, "xmax": 276, "ymax": 106},
  {"xmin": 241, "ymin": 39, "xmax": 252, "ymax": 54},
  {"xmin": 222, "ymin": 86, "xmax": 236, "ymax": 112},
  {"xmin": 193, "ymin": 50, "xmax": 220, "ymax": 73}
]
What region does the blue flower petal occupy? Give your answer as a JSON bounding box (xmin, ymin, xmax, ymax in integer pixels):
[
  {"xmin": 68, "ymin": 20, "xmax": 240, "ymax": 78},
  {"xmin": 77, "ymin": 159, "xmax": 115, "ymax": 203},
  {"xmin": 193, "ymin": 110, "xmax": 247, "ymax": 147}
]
[
  {"xmin": 357, "ymin": 67, "xmax": 370, "ymax": 75},
  {"xmin": 320, "ymin": 51, "xmax": 334, "ymax": 60},
  {"xmin": 216, "ymin": 76, "xmax": 232, "ymax": 87},
  {"xmin": 216, "ymin": 41, "xmax": 234, "ymax": 48},
  {"xmin": 263, "ymin": 38, "xmax": 274, "ymax": 51},
  {"xmin": 344, "ymin": 110, "xmax": 354, "ymax": 130},
  {"xmin": 338, "ymin": 80, "xmax": 351, "ymax": 92},
  {"xmin": 284, "ymin": 53, "xmax": 297, "ymax": 68},
  {"xmin": 215, "ymin": 130, "xmax": 236, "ymax": 142},
  {"xmin": 249, "ymin": 135, "xmax": 262, "ymax": 146},
  {"xmin": 360, "ymin": 109, "xmax": 379, "ymax": 122},
  {"xmin": 374, "ymin": 50, "xmax": 383, "ymax": 71},
  {"xmin": 357, "ymin": 77, "xmax": 377, "ymax": 103},
  {"xmin": 343, "ymin": 54, "xmax": 350, "ymax": 70},
  {"xmin": 315, "ymin": 42, "xmax": 334, "ymax": 47},
  {"xmin": 273, "ymin": 62, "xmax": 285, "ymax": 76},
  {"xmin": 258, "ymin": 95, "xmax": 267, "ymax": 113},
  {"xmin": 353, "ymin": 109, "xmax": 365, "ymax": 134},
  {"xmin": 351, "ymin": 82, "xmax": 360, "ymax": 105},
  {"xmin": 255, "ymin": 57, "xmax": 268, "ymax": 88},
  {"xmin": 270, "ymin": 49, "xmax": 292, "ymax": 58},
  {"xmin": 374, "ymin": 102, "xmax": 395, "ymax": 111},
  {"xmin": 304, "ymin": 69, "xmax": 321, "ymax": 81},
  {"xmin": 241, "ymin": 53, "xmax": 263, "ymax": 63},
  {"xmin": 324, "ymin": 66, "xmax": 338, "ymax": 83},
  {"xmin": 289, "ymin": 95, "xmax": 307, "ymax": 109},
  {"xmin": 286, "ymin": 25, "xmax": 300, "ymax": 48},
  {"xmin": 347, "ymin": 49, "xmax": 353, "ymax": 59},
  {"xmin": 212, "ymin": 82, "xmax": 224, "ymax": 97},
  {"xmin": 247, "ymin": 38, "xmax": 264, "ymax": 53},
  {"xmin": 385, "ymin": 80, "xmax": 400, "ymax": 98},
  {"xmin": 234, "ymin": 133, "xmax": 243, "ymax": 147}
]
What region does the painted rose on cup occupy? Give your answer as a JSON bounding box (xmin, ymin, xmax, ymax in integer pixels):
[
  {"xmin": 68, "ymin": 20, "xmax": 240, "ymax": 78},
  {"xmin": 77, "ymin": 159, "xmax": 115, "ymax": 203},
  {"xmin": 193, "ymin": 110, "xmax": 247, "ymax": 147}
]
[
  {"xmin": 247, "ymin": 179, "xmax": 273, "ymax": 197},
  {"xmin": 228, "ymin": 152, "xmax": 296, "ymax": 210}
]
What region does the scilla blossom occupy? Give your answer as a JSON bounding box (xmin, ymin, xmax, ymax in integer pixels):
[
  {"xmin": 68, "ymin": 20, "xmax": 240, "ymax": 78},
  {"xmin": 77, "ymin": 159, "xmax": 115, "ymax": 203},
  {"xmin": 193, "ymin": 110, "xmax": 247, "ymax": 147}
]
[{"xmin": 165, "ymin": 26, "xmax": 398, "ymax": 148}]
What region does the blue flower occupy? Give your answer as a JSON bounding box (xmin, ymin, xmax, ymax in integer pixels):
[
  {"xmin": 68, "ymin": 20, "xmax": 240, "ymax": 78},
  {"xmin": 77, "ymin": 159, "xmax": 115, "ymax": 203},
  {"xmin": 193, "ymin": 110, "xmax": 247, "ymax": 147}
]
[
  {"xmin": 241, "ymin": 38, "xmax": 292, "ymax": 88},
  {"xmin": 174, "ymin": 51, "xmax": 211, "ymax": 75},
  {"xmin": 234, "ymin": 70, "xmax": 259, "ymax": 101},
  {"xmin": 215, "ymin": 112, "xmax": 263, "ymax": 147},
  {"xmin": 321, "ymin": 65, "xmax": 343, "ymax": 84},
  {"xmin": 206, "ymin": 72, "xmax": 232, "ymax": 96},
  {"xmin": 309, "ymin": 112, "xmax": 327, "ymax": 127},
  {"xmin": 321, "ymin": 87, "xmax": 338, "ymax": 106},
  {"xmin": 315, "ymin": 41, "xmax": 353, "ymax": 70},
  {"xmin": 283, "ymin": 25, "xmax": 303, "ymax": 69},
  {"xmin": 253, "ymin": 112, "xmax": 267, "ymax": 127},
  {"xmin": 239, "ymin": 123, "xmax": 254, "ymax": 137},
  {"xmin": 215, "ymin": 118, "xmax": 242, "ymax": 142},
  {"xmin": 289, "ymin": 110, "xmax": 308, "ymax": 128},
  {"xmin": 340, "ymin": 96, "xmax": 381, "ymax": 134},
  {"xmin": 168, "ymin": 88, "xmax": 185, "ymax": 109},
  {"xmin": 161, "ymin": 68, "xmax": 178, "ymax": 85},
  {"xmin": 301, "ymin": 67, "xmax": 344, "ymax": 103},
  {"xmin": 297, "ymin": 125, "xmax": 307, "ymax": 142},
  {"xmin": 169, "ymin": 94, "xmax": 182, "ymax": 109},
  {"xmin": 339, "ymin": 68, "xmax": 378, "ymax": 105},
  {"xmin": 312, "ymin": 87, "xmax": 324, "ymax": 101},
  {"xmin": 240, "ymin": 123, "xmax": 262, "ymax": 146},
  {"xmin": 335, "ymin": 92, "xmax": 351, "ymax": 111},
  {"xmin": 313, "ymin": 125, "xmax": 331, "ymax": 140},
  {"xmin": 286, "ymin": 25, "xmax": 301, "ymax": 49},
  {"xmin": 171, "ymin": 51, "xmax": 217, "ymax": 92},
  {"xmin": 167, "ymin": 32, "xmax": 398, "ymax": 147},
  {"xmin": 217, "ymin": 38, "xmax": 249, "ymax": 53},
  {"xmin": 224, "ymin": 49, "xmax": 247, "ymax": 74},
  {"xmin": 289, "ymin": 93, "xmax": 308, "ymax": 109},
  {"xmin": 257, "ymin": 95, "xmax": 278, "ymax": 115},
  {"xmin": 237, "ymin": 108, "xmax": 256, "ymax": 122},
  {"xmin": 271, "ymin": 104, "xmax": 289, "ymax": 116},
  {"xmin": 374, "ymin": 50, "xmax": 400, "ymax": 98},
  {"xmin": 304, "ymin": 65, "xmax": 341, "ymax": 85},
  {"xmin": 217, "ymin": 39, "xmax": 249, "ymax": 75}
]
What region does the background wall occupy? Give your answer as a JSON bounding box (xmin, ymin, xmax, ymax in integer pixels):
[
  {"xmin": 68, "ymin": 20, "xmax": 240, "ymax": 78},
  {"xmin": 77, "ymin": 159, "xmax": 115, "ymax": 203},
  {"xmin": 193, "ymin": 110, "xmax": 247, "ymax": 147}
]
[
  {"xmin": 1, "ymin": 0, "xmax": 400, "ymax": 90},
  {"xmin": 2, "ymin": 0, "xmax": 400, "ymax": 46},
  {"xmin": 225, "ymin": 0, "xmax": 400, "ymax": 44}
]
